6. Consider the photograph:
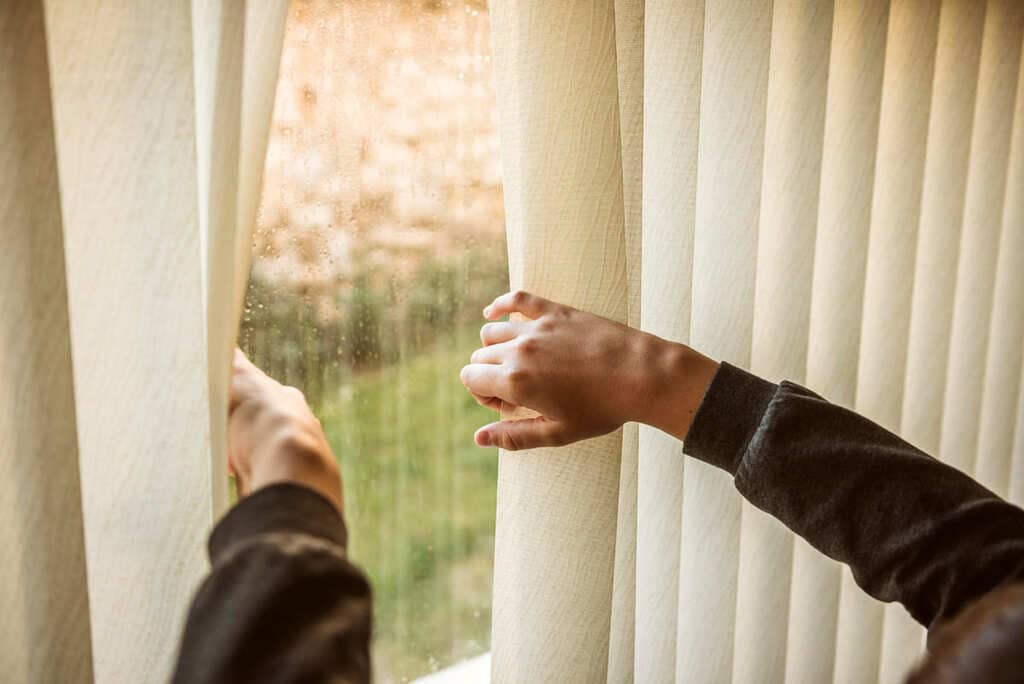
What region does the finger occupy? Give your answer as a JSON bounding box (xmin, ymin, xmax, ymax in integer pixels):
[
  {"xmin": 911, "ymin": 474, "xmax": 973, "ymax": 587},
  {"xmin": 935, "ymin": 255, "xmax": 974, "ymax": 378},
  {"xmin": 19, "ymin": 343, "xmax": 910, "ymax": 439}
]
[
  {"xmin": 474, "ymin": 416, "xmax": 566, "ymax": 451},
  {"xmin": 469, "ymin": 340, "xmax": 515, "ymax": 365},
  {"xmin": 459, "ymin": 363, "xmax": 511, "ymax": 402},
  {"xmin": 233, "ymin": 347, "xmax": 258, "ymax": 374},
  {"xmin": 470, "ymin": 392, "xmax": 505, "ymax": 411},
  {"xmin": 480, "ymin": 321, "xmax": 528, "ymax": 346},
  {"xmin": 230, "ymin": 349, "xmax": 270, "ymax": 411},
  {"xmin": 483, "ymin": 290, "xmax": 556, "ymax": 321}
]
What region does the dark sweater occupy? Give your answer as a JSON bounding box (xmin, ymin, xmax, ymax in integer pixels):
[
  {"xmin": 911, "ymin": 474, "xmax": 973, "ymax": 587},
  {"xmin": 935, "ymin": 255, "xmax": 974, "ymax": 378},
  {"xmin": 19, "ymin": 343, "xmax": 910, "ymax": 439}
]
[
  {"xmin": 686, "ymin": 363, "xmax": 1024, "ymax": 632},
  {"xmin": 171, "ymin": 363, "xmax": 1024, "ymax": 682}
]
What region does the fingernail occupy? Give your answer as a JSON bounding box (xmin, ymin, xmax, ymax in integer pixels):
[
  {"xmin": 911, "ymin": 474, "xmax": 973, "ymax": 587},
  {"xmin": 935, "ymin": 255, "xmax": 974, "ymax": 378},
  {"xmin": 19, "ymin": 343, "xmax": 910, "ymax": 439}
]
[
  {"xmin": 477, "ymin": 431, "xmax": 491, "ymax": 447},
  {"xmin": 482, "ymin": 306, "xmax": 491, "ymax": 317}
]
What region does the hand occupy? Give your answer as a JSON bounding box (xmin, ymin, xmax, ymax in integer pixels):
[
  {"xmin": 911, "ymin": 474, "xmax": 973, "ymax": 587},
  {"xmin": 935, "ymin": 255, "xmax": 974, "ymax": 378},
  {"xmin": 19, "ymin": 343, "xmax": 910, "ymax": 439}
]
[
  {"xmin": 229, "ymin": 349, "xmax": 343, "ymax": 512},
  {"xmin": 459, "ymin": 291, "xmax": 720, "ymax": 451}
]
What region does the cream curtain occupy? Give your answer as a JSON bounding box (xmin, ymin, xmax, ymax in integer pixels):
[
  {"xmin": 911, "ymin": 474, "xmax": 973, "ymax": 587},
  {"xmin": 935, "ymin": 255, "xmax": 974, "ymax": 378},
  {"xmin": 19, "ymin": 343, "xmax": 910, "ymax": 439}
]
[
  {"xmin": 489, "ymin": 1, "xmax": 1024, "ymax": 683},
  {"xmin": 0, "ymin": 1, "xmax": 288, "ymax": 682}
]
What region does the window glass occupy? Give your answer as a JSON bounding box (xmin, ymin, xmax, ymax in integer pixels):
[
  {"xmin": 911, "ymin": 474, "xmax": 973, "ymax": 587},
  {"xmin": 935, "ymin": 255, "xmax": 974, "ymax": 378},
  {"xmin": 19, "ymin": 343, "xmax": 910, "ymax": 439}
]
[{"xmin": 239, "ymin": 1, "xmax": 505, "ymax": 680}]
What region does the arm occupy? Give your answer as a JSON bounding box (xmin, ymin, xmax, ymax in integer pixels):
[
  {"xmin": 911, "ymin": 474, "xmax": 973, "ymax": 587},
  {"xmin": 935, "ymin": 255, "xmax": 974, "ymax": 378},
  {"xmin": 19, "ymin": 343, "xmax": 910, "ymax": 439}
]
[
  {"xmin": 172, "ymin": 351, "xmax": 371, "ymax": 684},
  {"xmin": 460, "ymin": 291, "xmax": 1024, "ymax": 630},
  {"xmin": 685, "ymin": 362, "xmax": 1024, "ymax": 629}
]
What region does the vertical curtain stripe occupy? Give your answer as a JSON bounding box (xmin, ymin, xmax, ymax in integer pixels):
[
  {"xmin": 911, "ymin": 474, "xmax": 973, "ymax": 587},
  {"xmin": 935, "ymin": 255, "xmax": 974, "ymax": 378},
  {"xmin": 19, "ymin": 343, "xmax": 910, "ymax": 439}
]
[
  {"xmin": 0, "ymin": 2, "xmax": 93, "ymax": 681},
  {"xmin": 737, "ymin": 1, "xmax": 833, "ymax": 681},
  {"xmin": 902, "ymin": 0, "xmax": 984, "ymax": 477},
  {"xmin": 488, "ymin": 3, "xmax": 628, "ymax": 681},
  {"xmin": 789, "ymin": 2, "xmax": 889, "ymax": 682},
  {"xmin": 635, "ymin": 1, "xmax": 704, "ymax": 680},
  {"xmin": 996, "ymin": 51, "xmax": 1024, "ymax": 508},
  {"xmin": 942, "ymin": 0, "xmax": 1024, "ymax": 485},
  {"xmin": 867, "ymin": 2, "xmax": 943, "ymax": 681},
  {"xmin": 837, "ymin": 1, "xmax": 940, "ymax": 680},
  {"xmin": 195, "ymin": 0, "xmax": 290, "ymax": 517},
  {"xmin": 975, "ymin": 29, "xmax": 1024, "ymax": 500},
  {"xmin": 675, "ymin": 1, "xmax": 772, "ymax": 681},
  {"xmin": 609, "ymin": 1, "xmax": 644, "ymax": 680},
  {"xmin": 42, "ymin": 2, "xmax": 212, "ymax": 679},
  {"xmin": 193, "ymin": 0, "xmax": 245, "ymax": 518}
]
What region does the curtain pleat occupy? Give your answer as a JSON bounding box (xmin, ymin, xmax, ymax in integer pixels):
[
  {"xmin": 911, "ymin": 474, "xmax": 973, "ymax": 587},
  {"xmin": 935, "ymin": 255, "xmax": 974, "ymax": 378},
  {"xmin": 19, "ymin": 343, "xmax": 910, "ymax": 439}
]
[
  {"xmin": 193, "ymin": 0, "xmax": 246, "ymax": 518},
  {"xmin": 634, "ymin": 1, "xmax": 703, "ymax": 680},
  {"xmin": 0, "ymin": 2, "xmax": 93, "ymax": 682},
  {"xmin": 675, "ymin": 2, "xmax": 772, "ymax": 681},
  {"xmin": 609, "ymin": 1, "xmax": 644, "ymax": 680},
  {"xmin": 1000, "ymin": 52, "xmax": 1024, "ymax": 509},
  {"xmin": 736, "ymin": 1, "xmax": 833, "ymax": 682},
  {"xmin": 43, "ymin": 2, "xmax": 212, "ymax": 679},
  {"xmin": 805, "ymin": 2, "xmax": 890, "ymax": 682},
  {"xmin": 865, "ymin": 3, "xmax": 943, "ymax": 681},
  {"xmin": 488, "ymin": 2, "xmax": 628, "ymax": 681},
  {"xmin": 942, "ymin": 2, "xmax": 1024, "ymax": 487},
  {"xmin": 194, "ymin": 0, "xmax": 289, "ymax": 516},
  {"xmin": 974, "ymin": 16, "xmax": 1024, "ymax": 500}
]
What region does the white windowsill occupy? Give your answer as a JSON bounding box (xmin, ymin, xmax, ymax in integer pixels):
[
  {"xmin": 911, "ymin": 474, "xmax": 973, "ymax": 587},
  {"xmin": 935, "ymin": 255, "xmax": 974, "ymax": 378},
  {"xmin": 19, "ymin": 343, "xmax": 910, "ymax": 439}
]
[{"xmin": 411, "ymin": 653, "xmax": 491, "ymax": 684}]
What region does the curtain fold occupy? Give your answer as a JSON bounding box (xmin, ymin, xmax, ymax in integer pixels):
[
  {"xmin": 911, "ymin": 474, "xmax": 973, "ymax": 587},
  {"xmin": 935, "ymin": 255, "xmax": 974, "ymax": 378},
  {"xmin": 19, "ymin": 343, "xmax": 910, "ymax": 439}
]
[
  {"xmin": 0, "ymin": 1, "xmax": 288, "ymax": 680},
  {"xmin": 634, "ymin": 1, "xmax": 703, "ymax": 680},
  {"xmin": 488, "ymin": 3, "xmax": 628, "ymax": 681},
  {"xmin": 676, "ymin": 1, "xmax": 772, "ymax": 681},
  {"xmin": 194, "ymin": 0, "xmax": 290, "ymax": 517},
  {"xmin": 738, "ymin": 1, "xmax": 832, "ymax": 680},
  {"xmin": 609, "ymin": 1, "xmax": 644, "ymax": 680},
  {"xmin": 0, "ymin": 2, "xmax": 92, "ymax": 682},
  {"xmin": 491, "ymin": 0, "xmax": 1024, "ymax": 682},
  {"xmin": 43, "ymin": 2, "xmax": 213, "ymax": 679},
  {"xmin": 995, "ymin": 50, "xmax": 1024, "ymax": 509}
]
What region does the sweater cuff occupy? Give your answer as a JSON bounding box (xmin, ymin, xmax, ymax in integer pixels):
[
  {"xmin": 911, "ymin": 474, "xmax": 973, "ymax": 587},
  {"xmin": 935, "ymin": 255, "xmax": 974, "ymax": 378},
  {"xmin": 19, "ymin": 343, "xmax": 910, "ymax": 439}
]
[
  {"xmin": 683, "ymin": 362, "xmax": 778, "ymax": 474},
  {"xmin": 208, "ymin": 482, "xmax": 348, "ymax": 564}
]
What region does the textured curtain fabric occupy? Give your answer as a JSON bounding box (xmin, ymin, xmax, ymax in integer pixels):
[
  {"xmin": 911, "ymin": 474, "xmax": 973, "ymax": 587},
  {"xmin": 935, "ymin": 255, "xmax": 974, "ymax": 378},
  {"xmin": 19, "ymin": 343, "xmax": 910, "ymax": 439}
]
[
  {"xmin": 0, "ymin": 1, "xmax": 287, "ymax": 681},
  {"xmin": 487, "ymin": 3, "xmax": 628, "ymax": 681},
  {"xmin": 488, "ymin": 0, "xmax": 1024, "ymax": 682},
  {"xmin": 0, "ymin": 2, "xmax": 92, "ymax": 681}
]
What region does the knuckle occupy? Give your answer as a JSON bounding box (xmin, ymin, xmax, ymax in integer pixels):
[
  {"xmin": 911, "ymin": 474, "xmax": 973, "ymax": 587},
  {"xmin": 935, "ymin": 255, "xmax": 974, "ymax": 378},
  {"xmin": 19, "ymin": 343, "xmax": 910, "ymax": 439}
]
[
  {"xmin": 537, "ymin": 315, "xmax": 556, "ymax": 333},
  {"xmin": 516, "ymin": 337, "xmax": 538, "ymax": 356},
  {"xmin": 512, "ymin": 289, "xmax": 529, "ymax": 306},
  {"xmin": 506, "ymin": 367, "xmax": 530, "ymax": 388}
]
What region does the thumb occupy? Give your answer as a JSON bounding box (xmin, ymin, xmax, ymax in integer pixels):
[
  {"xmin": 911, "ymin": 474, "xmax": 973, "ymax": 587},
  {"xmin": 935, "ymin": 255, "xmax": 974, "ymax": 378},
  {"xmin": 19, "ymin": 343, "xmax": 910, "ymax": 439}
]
[{"xmin": 475, "ymin": 416, "xmax": 566, "ymax": 451}]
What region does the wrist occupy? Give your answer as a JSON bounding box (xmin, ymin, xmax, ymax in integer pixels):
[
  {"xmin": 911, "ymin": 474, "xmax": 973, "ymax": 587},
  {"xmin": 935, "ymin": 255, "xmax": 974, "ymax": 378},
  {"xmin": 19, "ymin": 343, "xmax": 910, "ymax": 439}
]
[
  {"xmin": 636, "ymin": 336, "xmax": 719, "ymax": 442},
  {"xmin": 248, "ymin": 429, "xmax": 343, "ymax": 513}
]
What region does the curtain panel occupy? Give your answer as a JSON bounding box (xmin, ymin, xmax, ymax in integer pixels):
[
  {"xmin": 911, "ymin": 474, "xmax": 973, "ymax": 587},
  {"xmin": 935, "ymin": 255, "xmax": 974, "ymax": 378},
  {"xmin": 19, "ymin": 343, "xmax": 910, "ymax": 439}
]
[
  {"xmin": 489, "ymin": 1, "xmax": 1024, "ymax": 683},
  {"xmin": 0, "ymin": 1, "xmax": 288, "ymax": 681}
]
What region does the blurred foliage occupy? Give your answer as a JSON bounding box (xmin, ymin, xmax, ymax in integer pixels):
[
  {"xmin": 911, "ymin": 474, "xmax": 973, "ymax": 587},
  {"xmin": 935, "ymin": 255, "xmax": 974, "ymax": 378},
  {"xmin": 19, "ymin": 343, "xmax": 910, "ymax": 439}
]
[
  {"xmin": 238, "ymin": 246, "xmax": 507, "ymax": 681},
  {"xmin": 240, "ymin": 247, "xmax": 508, "ymax": 405}
]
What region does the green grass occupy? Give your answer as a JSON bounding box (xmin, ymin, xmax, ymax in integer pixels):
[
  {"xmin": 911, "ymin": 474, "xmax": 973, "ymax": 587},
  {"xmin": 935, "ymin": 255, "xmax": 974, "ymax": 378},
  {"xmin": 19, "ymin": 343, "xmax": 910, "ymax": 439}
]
[{"xmin": 317, "ymin": 324, "xmax": 497, "ymax": 682}]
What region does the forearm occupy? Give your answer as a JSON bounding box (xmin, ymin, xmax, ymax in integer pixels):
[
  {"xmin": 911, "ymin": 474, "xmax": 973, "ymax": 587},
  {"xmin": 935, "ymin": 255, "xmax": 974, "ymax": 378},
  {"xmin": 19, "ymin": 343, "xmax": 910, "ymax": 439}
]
[
  {"xmin": 172, "ymin": 484, "xmax": 371, "ymax": 683},
  {"xmin": 679, "ymin": 363, "xmax": 1024, "ymax": 629}
]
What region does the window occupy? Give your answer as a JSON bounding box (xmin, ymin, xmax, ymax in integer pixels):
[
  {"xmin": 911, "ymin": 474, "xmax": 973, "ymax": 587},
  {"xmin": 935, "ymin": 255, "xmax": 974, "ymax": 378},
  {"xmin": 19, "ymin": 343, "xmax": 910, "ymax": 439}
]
[{"xmin": 239, "ymin": 1, "xmax": 504, "ymax": 680}]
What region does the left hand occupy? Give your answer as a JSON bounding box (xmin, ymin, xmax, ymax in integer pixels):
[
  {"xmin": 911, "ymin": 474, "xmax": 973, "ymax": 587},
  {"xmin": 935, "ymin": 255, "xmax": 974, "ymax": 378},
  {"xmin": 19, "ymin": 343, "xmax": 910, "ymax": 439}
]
[{"xmin": 459, "ymin": 291, "xmax": 718, "ymax": 450}]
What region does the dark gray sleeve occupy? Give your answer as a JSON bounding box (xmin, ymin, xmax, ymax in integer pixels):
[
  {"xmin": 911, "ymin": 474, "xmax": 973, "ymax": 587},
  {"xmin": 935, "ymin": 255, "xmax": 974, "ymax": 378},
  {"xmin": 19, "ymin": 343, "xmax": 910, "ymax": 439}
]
[
  {"xmin": 172, "ymin": 483, "xmax": 372, "ymax": 684},
  {"xmin": 683, "ymin": 362, "xmax": 1024, "ymax": 630}
]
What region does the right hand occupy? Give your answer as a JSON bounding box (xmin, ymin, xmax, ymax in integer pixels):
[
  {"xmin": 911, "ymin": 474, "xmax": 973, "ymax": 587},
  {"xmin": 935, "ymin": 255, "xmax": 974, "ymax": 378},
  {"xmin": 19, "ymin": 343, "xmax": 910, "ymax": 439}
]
[{"xmin": 229, "ymin": 349, "xmax": 343, "ymax": 513}]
